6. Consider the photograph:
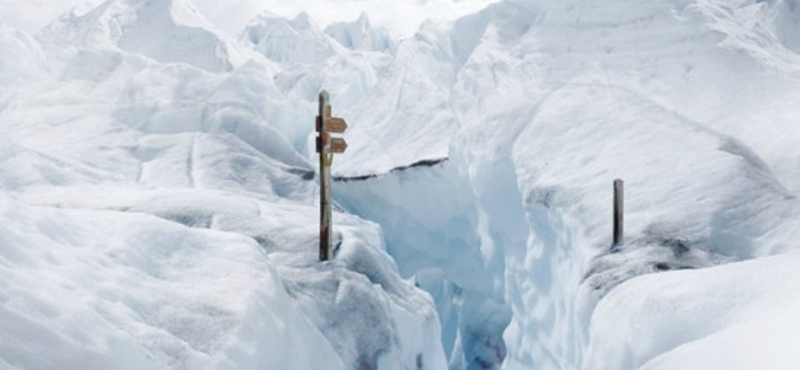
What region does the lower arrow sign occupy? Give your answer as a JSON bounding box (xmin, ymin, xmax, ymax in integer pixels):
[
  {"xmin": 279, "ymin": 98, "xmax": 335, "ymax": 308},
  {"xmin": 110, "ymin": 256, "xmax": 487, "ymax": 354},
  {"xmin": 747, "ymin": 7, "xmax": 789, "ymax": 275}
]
[{"xmin": 330, "ymin": 137, "xmax": 348, "ymax": 154}]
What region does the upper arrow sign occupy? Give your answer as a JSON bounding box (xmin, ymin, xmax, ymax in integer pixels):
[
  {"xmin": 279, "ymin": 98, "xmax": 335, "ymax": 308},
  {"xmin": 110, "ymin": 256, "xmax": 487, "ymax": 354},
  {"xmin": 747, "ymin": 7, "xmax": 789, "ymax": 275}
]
[
  {"xmin": 330, "ymin": 137, "xmax": 348, "ymax": 153},
  {"xmin": 327, "ymin": 117, "xmax": 348, "ymax": 133}
]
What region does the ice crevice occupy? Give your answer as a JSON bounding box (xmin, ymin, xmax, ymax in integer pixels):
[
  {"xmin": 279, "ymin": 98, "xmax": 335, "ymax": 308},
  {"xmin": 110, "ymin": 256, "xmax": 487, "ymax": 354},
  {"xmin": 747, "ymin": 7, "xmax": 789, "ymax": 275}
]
[{"xmin": 335, "ymin": 146, "xmax": 541, "ymax": 369}]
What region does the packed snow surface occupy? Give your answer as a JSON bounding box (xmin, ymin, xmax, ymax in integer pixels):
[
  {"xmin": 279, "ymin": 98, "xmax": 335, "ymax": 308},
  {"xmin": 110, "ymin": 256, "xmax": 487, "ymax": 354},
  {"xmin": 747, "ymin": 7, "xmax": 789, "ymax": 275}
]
[{"xmin": 2, "ymin": 0, "xmax": 800, "ymax": 369}]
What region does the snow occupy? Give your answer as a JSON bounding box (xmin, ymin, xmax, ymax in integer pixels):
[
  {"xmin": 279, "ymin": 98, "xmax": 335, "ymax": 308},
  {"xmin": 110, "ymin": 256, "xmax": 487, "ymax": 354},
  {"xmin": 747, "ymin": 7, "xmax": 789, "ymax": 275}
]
[
  {"xmin": 324, "ymin": 13, "xmax": 397, "ymax": 54},
  {"xmin": 0, "ymin": 22, "xmax": 46, "ymax": 85},
  {"xmin": 334, "ymin": 0, "xmax": 800, "ymax": 369},
  {"xmin": 240, "ymin": 12, "xmax": 337, "ymax": 66},
  {"xmin": 0, "ymin": 0, "xmax": 447, "ymax": 368},
  {"xmin": 0, "ymin": 191, "xmax": 339, "ymax": 370},
  {"xmin": 0, "ymin": 0, "xmax": 502, "ymax": 39},
  {"xmin": 188, "ymin": 0, "xmax": 503, "ymax": 39},
  {"xmin": 35, "ymin": 0, "xmax": 249, "ymax": 72},
  {"xmin": 585, "ymin": 251, "xmax": 800, "ymax": 370},
  {"xmin": 2, "ymin": 0, "xmax": 800, "ymax": 369}
]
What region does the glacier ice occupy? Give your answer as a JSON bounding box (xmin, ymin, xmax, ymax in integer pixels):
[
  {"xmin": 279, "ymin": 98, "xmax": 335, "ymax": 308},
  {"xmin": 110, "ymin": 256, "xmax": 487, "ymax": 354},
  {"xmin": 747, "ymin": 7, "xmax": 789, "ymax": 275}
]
[{"xmin": 2, "ymin": 0, "xmax": 800, "ymax": 369}]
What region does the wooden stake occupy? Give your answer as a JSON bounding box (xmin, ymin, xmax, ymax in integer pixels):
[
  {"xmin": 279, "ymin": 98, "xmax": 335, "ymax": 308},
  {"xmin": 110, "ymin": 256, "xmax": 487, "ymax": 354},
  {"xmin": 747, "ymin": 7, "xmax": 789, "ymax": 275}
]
[{"xmin": 613, "ymin": 179, "xmax": 624, "ymax": 246}]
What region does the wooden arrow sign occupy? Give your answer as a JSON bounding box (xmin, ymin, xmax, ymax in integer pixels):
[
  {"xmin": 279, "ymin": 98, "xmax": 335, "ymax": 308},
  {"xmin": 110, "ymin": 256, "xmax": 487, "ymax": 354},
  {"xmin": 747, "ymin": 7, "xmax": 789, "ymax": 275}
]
[
  {"xmin": 330, "ymin": 137, "xmax": 348, "ymax": 153},
  {"xmin": 327, "ymin": 117, "xmax": 348, "ymax": 133}
]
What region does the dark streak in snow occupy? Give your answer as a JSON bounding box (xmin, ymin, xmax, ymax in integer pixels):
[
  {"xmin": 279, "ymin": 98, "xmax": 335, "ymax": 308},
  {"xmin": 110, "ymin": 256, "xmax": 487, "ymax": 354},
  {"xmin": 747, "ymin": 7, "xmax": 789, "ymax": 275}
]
[{"xmin": 333, "ymin": 158, "xmax": 449, "ymax": 182}]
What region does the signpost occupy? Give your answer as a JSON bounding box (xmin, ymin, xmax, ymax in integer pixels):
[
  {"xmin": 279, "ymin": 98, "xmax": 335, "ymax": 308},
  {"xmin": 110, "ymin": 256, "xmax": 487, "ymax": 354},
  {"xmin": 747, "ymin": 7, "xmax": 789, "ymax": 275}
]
[{"xmin": 316, "ymin": 90, "xmax": 348, "ymax": 261}]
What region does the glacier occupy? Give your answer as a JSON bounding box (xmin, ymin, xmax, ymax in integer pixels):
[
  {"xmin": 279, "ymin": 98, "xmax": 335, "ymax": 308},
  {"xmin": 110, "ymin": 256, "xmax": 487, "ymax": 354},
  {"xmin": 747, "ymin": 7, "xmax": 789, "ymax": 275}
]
[{"xmin": 1, "ymin": 0, "xmax": 800, "ymax": 369}]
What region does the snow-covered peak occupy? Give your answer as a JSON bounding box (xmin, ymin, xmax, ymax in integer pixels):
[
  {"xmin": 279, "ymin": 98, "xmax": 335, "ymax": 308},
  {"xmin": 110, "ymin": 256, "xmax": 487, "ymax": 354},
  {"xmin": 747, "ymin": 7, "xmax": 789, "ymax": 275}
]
[
  {"xmin": 240, "ymin": 11, "xmax": 336, "ymax": 64},
  {"xmin": 36, "ymin": 0, "xmax": 245, "ymax": 72},
  {"xmin": 324, "ymin": 12, "xmax": 397, "ymax": 53}
]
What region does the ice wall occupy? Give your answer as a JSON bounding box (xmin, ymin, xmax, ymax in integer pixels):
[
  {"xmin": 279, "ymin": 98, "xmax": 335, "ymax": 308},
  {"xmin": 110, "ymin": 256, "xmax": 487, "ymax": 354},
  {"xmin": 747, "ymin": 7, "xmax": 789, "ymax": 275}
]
[{"xmin": 336, "ymin": 161, "xmax": 513, "ymax": 369}]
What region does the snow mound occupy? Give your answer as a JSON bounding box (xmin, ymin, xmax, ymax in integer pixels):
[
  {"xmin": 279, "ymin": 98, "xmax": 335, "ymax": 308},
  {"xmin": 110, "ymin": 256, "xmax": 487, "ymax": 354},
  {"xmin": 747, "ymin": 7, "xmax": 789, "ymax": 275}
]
[
  {"xmin": 0, "ymin": 192, "xmax": 341, "ymax": 370},
  {"xmin": 37, "ymin": 0, "xmax": 244, "ymax": 72},
  {"xmin": 111, "ymin": 60, "xmax": 312, "ymax": 169},
  {"xmin": 584, "ymin": 250, "xmax": 800, "ymax": 370},
  {"xmin": 6, "ymin": 185, "xmax": 449, "ymax": 370}
]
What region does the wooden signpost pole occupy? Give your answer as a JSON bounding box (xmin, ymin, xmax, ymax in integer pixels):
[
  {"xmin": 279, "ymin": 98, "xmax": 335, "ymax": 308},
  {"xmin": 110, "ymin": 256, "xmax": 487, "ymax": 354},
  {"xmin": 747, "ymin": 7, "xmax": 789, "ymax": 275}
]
[
  {"xmin": 316, "ymin": 90, "xmax": 348, "ymax": 261},
  {"xmin": 318, "ymin": 91, "xmax": 332, "ymax": 261}
]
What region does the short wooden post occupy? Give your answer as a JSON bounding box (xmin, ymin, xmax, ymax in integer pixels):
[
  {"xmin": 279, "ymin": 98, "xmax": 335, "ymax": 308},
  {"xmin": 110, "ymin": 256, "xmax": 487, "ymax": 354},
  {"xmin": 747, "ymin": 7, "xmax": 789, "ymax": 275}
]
[{"xmin": 613, "ymin": 179, "xmax": 624, "ymax": 246}]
